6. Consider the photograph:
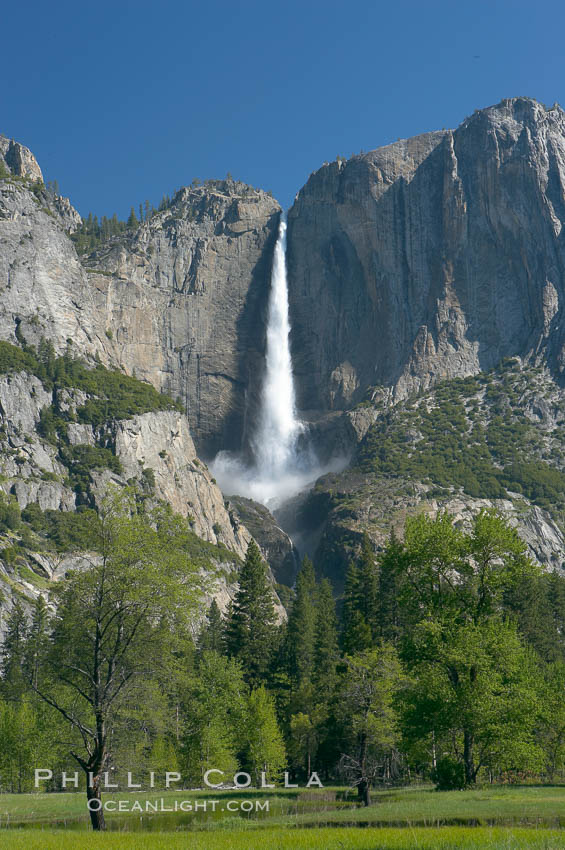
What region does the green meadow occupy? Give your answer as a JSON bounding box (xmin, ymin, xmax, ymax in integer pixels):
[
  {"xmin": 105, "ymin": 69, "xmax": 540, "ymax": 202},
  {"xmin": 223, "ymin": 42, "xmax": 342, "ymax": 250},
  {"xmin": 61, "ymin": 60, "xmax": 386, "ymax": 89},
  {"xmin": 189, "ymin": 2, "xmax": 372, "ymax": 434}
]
[
  {"xmin": 2, "ymin": 785, "xmax": 565, "ymax": 847},
  {"xmin": 2, "ymin": 826, "xmax": 565, "ymax": 850}
]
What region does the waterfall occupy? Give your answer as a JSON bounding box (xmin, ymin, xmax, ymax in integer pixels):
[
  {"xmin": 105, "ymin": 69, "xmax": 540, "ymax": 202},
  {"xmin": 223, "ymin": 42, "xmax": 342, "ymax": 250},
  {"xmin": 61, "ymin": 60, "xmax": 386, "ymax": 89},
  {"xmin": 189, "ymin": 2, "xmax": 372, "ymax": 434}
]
[
  {"xmin": 212, "ymin": 212, "xmax": 344, "ymax": 509},
  {"xmin": 251, "ymin": 215, "xmax": 302, "ymax": 477}
]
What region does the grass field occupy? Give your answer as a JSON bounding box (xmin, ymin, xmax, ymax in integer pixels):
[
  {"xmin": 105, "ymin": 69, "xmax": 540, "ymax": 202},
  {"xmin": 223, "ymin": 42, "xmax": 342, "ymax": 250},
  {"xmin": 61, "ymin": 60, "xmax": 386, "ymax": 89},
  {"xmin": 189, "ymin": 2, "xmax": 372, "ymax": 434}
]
[
  {"xmin": 2, "ymin": 826, "xmax": 565, "ymax": 849},
  {"xmin": 2, "ymin": 785, "xmax": 565, "ymax": 847},
  {"xmin": 2, "ymin": 785, "xmax": 565, "ymax": 828}
]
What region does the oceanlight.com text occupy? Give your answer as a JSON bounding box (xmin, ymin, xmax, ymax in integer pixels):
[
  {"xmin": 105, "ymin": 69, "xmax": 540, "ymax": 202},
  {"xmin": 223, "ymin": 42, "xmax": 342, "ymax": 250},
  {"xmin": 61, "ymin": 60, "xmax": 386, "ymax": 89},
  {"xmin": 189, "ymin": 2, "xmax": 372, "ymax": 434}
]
[{"xmin": 85, "ymin": 798, "xmax": 270, "ymax": 814}]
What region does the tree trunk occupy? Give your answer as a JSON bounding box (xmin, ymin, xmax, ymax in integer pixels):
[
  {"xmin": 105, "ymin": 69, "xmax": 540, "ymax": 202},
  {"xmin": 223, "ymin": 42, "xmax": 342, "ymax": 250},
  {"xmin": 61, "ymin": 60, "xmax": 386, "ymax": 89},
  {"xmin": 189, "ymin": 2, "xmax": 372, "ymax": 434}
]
[
  {"xmin": 86, "ymin": 773, "xmax": 106, "ymax": 831},
  {"xmin": 357, "ymin": 778, "xmax": 371, "ymax": 806},
  {"xmin": 463, "ymin": 729, "xmax": 475, "ymax": 786},
  {"xmin": 357, "ymin": 729, "xmax": 371, "ymax": 806}
]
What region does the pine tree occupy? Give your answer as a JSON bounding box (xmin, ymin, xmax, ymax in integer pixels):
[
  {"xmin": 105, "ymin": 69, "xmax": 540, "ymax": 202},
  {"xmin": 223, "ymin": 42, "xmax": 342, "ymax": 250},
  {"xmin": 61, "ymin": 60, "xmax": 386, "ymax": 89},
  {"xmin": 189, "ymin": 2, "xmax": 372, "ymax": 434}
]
[
  {"xmin": 286, "ymin": 557, "xmax": 317, "ymax": 686},
  {"xmin": 37, "ymin": 338, "xmax": 56, "ymax": 378},
  {"xmin": 1, "ymin": 601, "xmax": 28, "ymax": 700},
  {"xmin": 377, "ymin": 530, "xmax": 405, "ymax": 644},
  {"xmin": 26, "ymin": 596, "xmax": 49, "ymax": 689},
  {"xmin": 341, "ymin": 561, "xmax": 371, "ymax": 655},
  {"xmin": 313, "ymin": 579, "xmax": 339, "ymax": 692},
  {"xmin": 357, "ymin": 534, "xmax": 379, "ymax": 639},
  {"xmin": 310, "ymin": 577, "xmax": 340, "ymax": 778},
  {"xmin": 502, "ymin": 570, "xmax": 565, "ymax": 664},
  {"xmin": 197, "ymin": 599, "xmax": 224, "ymax": 656},
  {"xmin": 127, "ymin": 207, "xmax": 138, "ymax": 228},
  {"xmin": 545, "ymin": 571, "xmax": 565, "ymax": 661},
  {"xmin": 226, "ymin": 541, "xmax": 277, "ymax": 686}
]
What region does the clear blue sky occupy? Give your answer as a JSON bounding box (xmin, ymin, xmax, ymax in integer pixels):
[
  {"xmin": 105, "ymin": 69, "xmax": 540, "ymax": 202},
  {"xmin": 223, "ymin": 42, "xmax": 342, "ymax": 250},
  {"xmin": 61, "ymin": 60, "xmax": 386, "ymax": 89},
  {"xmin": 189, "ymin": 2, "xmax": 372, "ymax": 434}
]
[{"xmin": 3, "ymin": 0, "xmax": 564, "ymax": 218}]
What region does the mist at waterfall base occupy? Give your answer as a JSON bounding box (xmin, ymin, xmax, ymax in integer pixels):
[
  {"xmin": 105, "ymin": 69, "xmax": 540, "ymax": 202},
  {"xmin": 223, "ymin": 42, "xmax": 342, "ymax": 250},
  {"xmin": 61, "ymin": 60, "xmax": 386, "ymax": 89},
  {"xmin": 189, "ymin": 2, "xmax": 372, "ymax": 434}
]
[{"xmin": 211, "ymin": 216, "xmax": 346, "ymax": 510}]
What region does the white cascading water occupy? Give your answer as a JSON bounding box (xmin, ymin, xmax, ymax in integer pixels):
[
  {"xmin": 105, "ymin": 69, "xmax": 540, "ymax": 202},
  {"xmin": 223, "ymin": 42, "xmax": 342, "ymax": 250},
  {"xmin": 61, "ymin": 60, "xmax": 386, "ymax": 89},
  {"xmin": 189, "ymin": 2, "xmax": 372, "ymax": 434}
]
[
  {"xmin": 251, "ymin": 215, "xmax": 302, "ymax": 476},
  {"xmin": 212, "ymin": 213, "xmax": 344, "ymax": 509}
]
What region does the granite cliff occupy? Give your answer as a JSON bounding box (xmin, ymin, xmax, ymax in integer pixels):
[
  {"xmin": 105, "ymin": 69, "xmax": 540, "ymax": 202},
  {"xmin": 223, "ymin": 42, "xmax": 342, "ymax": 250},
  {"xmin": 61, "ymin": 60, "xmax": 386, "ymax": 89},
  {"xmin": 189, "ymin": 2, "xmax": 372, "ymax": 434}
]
[
  {"xmin": 84, "ymin": 182, "xmax": 281, "ymax": 455},
  {"xmin": 287, "ymin": 97, "xmax": 565, "ymax": 416},
  {"xmin": 0, "ymin": 137, "xmax": 286, "ymax": 638},
  {"xmin": 4, "ymin": 97, "xmax": 565, "ymax": 600},
  {"xmin": 0, "ymin": 138, "xmax": 280, "ymax": 456},
  {"xmin": 0, "ymin": 359, "xmax": 265, "ymax": 640}
]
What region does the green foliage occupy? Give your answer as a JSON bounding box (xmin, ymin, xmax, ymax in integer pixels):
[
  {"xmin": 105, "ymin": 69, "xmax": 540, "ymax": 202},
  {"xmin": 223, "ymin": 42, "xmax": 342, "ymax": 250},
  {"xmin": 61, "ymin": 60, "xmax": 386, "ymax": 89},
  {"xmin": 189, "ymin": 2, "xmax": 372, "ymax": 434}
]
[
  {"xmin": 3, "ymin": 503, "xmax": 565, "ymax": 803},
  {"xmin": 499, "ymin": 460, "xmax": 565, "ymax": 507},
  {"xmin": 341, "ymin": 536, "xmax": 379, "ymax": 654},
  {"xmin": 197, "ymin": 599, "xmax": 224, "ymax": 655},
  {"xmin": 75, "ymin": 368, "xmax": 183, "ymax": 424},
  {"xmin": 0, "ymin": 696, "xmax": 59, "ymax": 793},
  {"xmin": 56, "ymin": 445, "xmax": 121, "ymax": 503},
  {"xmin": 360, "ymin": 391, "xmax": 506, "ymax": 498},
  {"xmin": 358, "ymin": 366, "xmax": 565, "ymax": 514},
  {"xmin": 0, "ymin": 493, "xmax": 21, "ymax": 533},
  {"xmin": 537, "ymin": 661, "xmax": 565, "ymax": 779},
  {"xmin": 0, "ymin": 341, "xmax": 39, "ymax": 375},
  {"xmin": 0, "ymin": 338, "xmax": 183, "ymax": 421},
  {"xmin": 226, "ymin": 541, "xmax": 278, "ymax": 687},
  {"xmin": 1, "ymin": 600, "xmax": 28, "ymax": 701},
  {"xmin": 69, "ymin": 201, "xmax": 159, "ymax": 255},
  {"xmin": 403, "ymin": 618, "xmax": 543, "ymax": 786},
  {"xmin": 313, "ymin": 578, "xmax": 339, "ymax": 693},
  {"xmin": 503, "ymin": 569, "xmax": 565, "ymax": 663},
  {"xmin": 338, "ymin": 645, "xmax": 405, "ymax": 803},
  {"xmin": 21, "ymin": 503, "xmax": 99, "ymax": 551},
  {"xmin": 243, "ymin": 686, "xmax": 287, "ymax": 784},
  {"xmin": 27, "ymin": 491, "xmax": 207, "ymax": 826},
  {"xmin": 285, "ymin": 557, "xmax": 317, "ymax": 686},
  {"xmin": 0, "ymin": 545, "xmax": 20, "ymax": 565},
  {"xmin": 0, "ymin": 338, "xmax": 184, "ymax": 511},
  {"xmin": 391, "ymin": 509, "xmax": 534, "ymax": 628},
  {"xmin": 180, "ymin": 650, "xmax": 247, "ymax": 785},
  {"xmin": 432, "ymin": 756, "xmax": 466, "ymax": 790},
  {"xmin": 37, "ymin": 405, "xmax": 68, "ymax": 445},
  {"xmin": 341, "ymin": 560, "xmax": 372, "ymax": 654},
  {"xmin": 378, "ymin": 510, "xmax": 544, "ymax": 785},
  {"xmin": 60, "ymin": 444, "xmax": 122, "ymax": 477}
]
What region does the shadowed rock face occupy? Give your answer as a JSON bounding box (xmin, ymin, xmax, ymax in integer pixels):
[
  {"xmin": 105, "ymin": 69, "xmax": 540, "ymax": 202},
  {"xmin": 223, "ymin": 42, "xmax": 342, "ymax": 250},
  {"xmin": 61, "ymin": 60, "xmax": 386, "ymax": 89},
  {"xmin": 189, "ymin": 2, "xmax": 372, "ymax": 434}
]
[
  {"xmin": 229, "ymin": 495, "xmax": 299, "ymax": 586},
  {"xmin": 286, "ymin": 97, "xmax": 565, "ymax": 415},
  {"xmin": 85, "ymin": 183, "xmax": 281, "ymax": 456}
]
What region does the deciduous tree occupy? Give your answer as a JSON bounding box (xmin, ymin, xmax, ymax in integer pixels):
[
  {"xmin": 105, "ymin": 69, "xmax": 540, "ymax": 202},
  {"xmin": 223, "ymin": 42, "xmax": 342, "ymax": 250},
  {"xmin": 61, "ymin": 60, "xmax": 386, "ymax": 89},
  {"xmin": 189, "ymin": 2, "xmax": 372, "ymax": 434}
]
[{"xmin": 28, "ymin": 490, "xmax": 205, "ymax": 830}]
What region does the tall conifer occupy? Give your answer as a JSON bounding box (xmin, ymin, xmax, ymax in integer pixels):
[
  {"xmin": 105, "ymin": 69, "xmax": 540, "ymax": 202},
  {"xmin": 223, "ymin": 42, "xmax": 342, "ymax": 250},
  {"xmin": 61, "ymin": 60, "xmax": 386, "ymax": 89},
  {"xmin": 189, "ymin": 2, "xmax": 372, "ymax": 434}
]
[
  {"xmin": 286, "ymin": 556, "xmax": 317, "ymax": 685},
  {"xmin": 313, "ymin": 578, "xmax": 339, "ymax": 693},
  {"xmin": 1, "ymin": 601, "xmax": 27, "ymax": 700},
  {"xmin": 341, "ymin": 561, "xmax": 371, "ymax": 654},
  {"xmin": 197, "ymin": 599, "xmax": 224, "ymax": 656},
  {"xmin": 226, "ymin": 541, "xmax": 277, "ymax": 686}
]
